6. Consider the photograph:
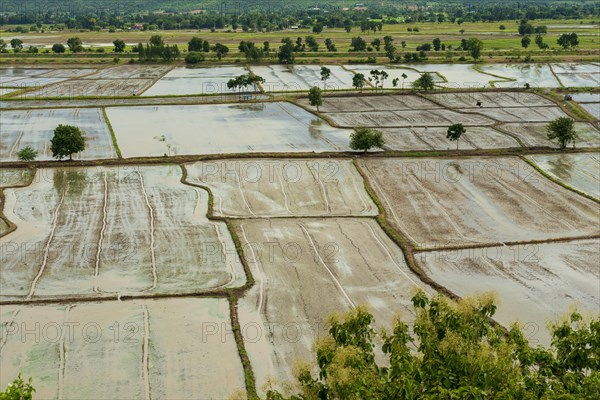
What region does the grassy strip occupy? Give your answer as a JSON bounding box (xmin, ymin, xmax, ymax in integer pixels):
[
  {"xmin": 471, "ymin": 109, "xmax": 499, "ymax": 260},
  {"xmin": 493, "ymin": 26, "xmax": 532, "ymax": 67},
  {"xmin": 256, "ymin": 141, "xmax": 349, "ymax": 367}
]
[
  {"xmin": 520, "ymin": 155, "xmax": 600, "ymax": 204},
  {"xmin": 351, "ymin": 159, "xmax": 461, "ymax": 301},
  {"xmin": 102, "ymin": 107, "xmax": 122, "ymax": 158},
  {"xmin": 228, "ymin": 293, "xmax": 258, "ymax": 399},
  {"xmin": 547, "ymin": 64, "xmax": 565, "ymax": 88}
]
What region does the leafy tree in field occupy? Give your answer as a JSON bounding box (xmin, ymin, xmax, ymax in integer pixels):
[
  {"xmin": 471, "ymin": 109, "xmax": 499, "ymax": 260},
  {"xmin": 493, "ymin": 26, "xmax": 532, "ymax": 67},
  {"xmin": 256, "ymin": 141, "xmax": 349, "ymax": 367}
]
[
  {"xmin": 17, "ymin": 146, "xmax": 37, "ymax": 161},
  {"xmin": 266, "ymin": 292, "xmax": 600, "ymax": 400},
  {"xmin": 369, "ymin": 69, "xmax": 389, "ymax": 91},
  {"xmin": 432, "ymin": 37, "xmax": 442, "ymax": 51},
  {"xmin": 320, "ymin": 66, "xmax": 331, "ymax": 89},
  {"xmin": 188, "ymin": 37, "xmax": 205, "ymax": 52},
  {"xmin": 305, "ymin": 36, "xmax": 319, "ymax": 52},
  {"xmin": 263, "ymin": 41, "xmax": 270, "ymax": 52},
  {"xmin": 557, "ymin": 32, "xmax": 579, "ymax": 48},
  {"xmin": 212, "ymin": 43, "xmax": 229, "ymax": 60},
  {"xmin": 349, "ymin": 127, "xmax": 384, "ymax": 153},
  {"xmin": 10, "ymin": 38, "xmax": 23, "ymax": 53},
  {"xmin": 412, "ymin": 73, "xmax": 435, "ymax": 90},
  {"xmin": 519, "ymin": 19, "xmax": 535, "ymax": 35},
  {"xmin": 447, "ymin": 123, "xmax": 466, "ymax": 149},
  {"xmin": 308, "ymin": 86, "xmax": 323, "ymax": 111},
  {"xmin": 371, "ymin": 38, "xmax": 381, "ymax": 51},
  {"xmin": 465, "ymin": 37, "xmax": 484, "ymax": 59},
  {"xmin": 278, "ymin": 38, "xmax": 295, "ymax": 64},
  {"xmin": 547, "ymin": 117, "xmax": 577, "ymax": 149},
  {"xmin": 312, "ymin": 22, "xmax": 323, "ymax": 34},
  {"xmin": 185, "ymin": 51, "xmax": 205, "ymax": 64},
  {"xmin": 0, "ymin": 39, "xmax": 6, "ymax": 52},
  {"xmin": 352, "ymin": 73, "xmax": 365, "ymax": 90},
  {"xmin": 52, "ymin": 43, "xmax": 65, "ymax": 53},
  {"xmin": 227, "ymin": 73, "xmax": 265, "ymax": 95},
  {"xmin": 50, "ymin": 125, "xmax": 86, "ymax": 161},
  {"xmin": 324, "ymin": 38, "xmax": 337, "ymax": 52},
  {"xmin": 149, "ymin": 35, "xmax": 164, "ymax": 46},
  {"xmin": 0, "ymin": 373, "xmax": 35, "ymax": 400},
  {"xmin": 383, "ymin": 36, "xmax": 396, "ymax": 60},
  {"xmin": 27, "ymin": 46, "xmax": 38, "ymax": 54},
  {"xmin": 521, "ymin": 36, "xmax": 531, "ymax": 48},
  {"xmin": 66, "ymin": 37, "xmax": 83, "ymax": 52},
  {"xmin": 535, "ymin": 34, "xmax": 549, "ymax": 49},
  {"xmin": 343, "ymin": 20, "xmax": 352, "ymax": 33},
  {"xmin": 350, "ymin": 37, "xmax": 367, "ymax": 52},
  {"xmin": 401, "ymin": 73, "xmax": 408, "ymax": 88},
  {"xmin": 499, "ymin": 24, "xmax": 506, "ymax": 30},
  {"xmin": 113, "ymin": 39, "xmax": 125, "ymax": 53}
]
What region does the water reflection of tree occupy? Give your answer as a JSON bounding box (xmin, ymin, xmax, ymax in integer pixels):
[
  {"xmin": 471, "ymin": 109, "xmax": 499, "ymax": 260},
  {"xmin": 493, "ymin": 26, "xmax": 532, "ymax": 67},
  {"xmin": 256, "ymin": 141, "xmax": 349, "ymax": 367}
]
[
  {"xmin": 309, "ymin": 118, "xmax": 323, "ymax": 139},
  {"xmin": 53, "ymin": 169, "xmax": 90, "ymax": 196},
  {"xmin": 546, "ymin": 157, "xmax": 572, "ymax": 179}
]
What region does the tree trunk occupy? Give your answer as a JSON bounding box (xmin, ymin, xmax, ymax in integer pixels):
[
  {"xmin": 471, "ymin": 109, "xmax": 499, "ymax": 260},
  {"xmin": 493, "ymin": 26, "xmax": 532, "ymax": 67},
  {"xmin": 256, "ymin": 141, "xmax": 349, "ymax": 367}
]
[
  {"xmin": 456, "ymin": 139, "xmax": 459, "ymax": 151},
  {"xmin": 69, "ymin": 154, "xmax": 72, "ymax": 161}
]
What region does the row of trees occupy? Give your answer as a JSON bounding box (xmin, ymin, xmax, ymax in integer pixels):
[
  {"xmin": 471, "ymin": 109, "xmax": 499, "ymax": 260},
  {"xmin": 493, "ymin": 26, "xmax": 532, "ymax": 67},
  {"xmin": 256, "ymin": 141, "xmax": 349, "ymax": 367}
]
[{"xmin": 2, "ymin": 1, "xmax": 597, "ymax": 31}]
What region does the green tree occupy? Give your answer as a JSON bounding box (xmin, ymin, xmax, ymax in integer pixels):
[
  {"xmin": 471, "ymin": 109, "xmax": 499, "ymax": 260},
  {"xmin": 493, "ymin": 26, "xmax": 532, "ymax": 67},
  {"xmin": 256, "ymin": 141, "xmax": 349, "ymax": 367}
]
[
  {"xmin": 350, "ymin": 127, "xmax": 385, "ymax": 153},
  {"xmin": 50, "ymin": 125, "xmax": 86, "ymax": 161},
  {"xmin": 325, "ymin": 38, "xmax": 337, "ymax": 52},
  {"xmin": 547, "ymin": 117, "xmax": 577, "ymax": 149},
  {"xmin": 112, "ymin": 39, "xmax": 125, "ymax": 53},
  {"xmin": 320, "ymin": 66, "xmax": 331, "ymax": 89},
  {"xmin": 188, "ymin": 37, "xmax": 205, "ymax": 52},
  {"xmin": 267, "ymin": 292, "xmax": 600, "ymax": 400},
  {"xmin": 412, "ymin": 73, "xmax": 435, "ymax": 90},
  {"xmin": 466, "ymin": 37, "xmax": 484, "ymax": 59},
  {"xmin": 0, "ymin": 39, "xmax": 6, "ymax": 52},
  {"xmin": 312, "ymin": 22, "xmax": 323, "ymax": 34},
  {"xmin": 557, "ymin": 32, "xmax": 579, "ymax": 48},
  {"xmin": 308, "ymin": 86, "xmax": 323, "ymax": 111},
  {"xmin": 432, "ymin": 37, "xmax": 442, "ymax": 51},
  {"xmin": 212, "ymin": 43, "xmax": 229, "ymax": 60},
  {"xmin": 66, "ymin": 37, "xmax": 83, "ymax": 52},
  {"xmin": 521, "ymin": 36, "xmax": 531, "ymax": 48},
  {"xmin": 350, "ymin": 37, "xmax": 367, "ymax": 52},
  {"xmin": 149, "ymin": 35, "xmax": 164, "ymax": 46},
  {"xmin": 0, "ymin": 374, "xmax": 35, "ymax": 400},
  {"xmin": 278, "ymin": 37, "xmax": 295, "ymax": 64},
  {"xmin": 185, "ymin": 51, "xmax": 205, "ymax": 64},
  {"xmin": 369, "ymin": 69, "xmax": 389, "ymax": 91},
  {"xmin": 535, "ymin": 34, "xmax": 549, "ymax": 49},
  {"xmin": 401, "ymin": 73, "xmax": 408, "ymax": 88},
  {"xmin": 17, "ymin": 146, "xmax": 37, "ymax": 161},
  {"xmin": 447, "ymin": 123, "xmax": 466, "ymax": 149},
  {"xmin": 27, "ymin": 46, "xmax": 38, "ymax": 54},
  {"xmin": 352, "ymin": 73, "xmax": 365, "ymax": 90},
  {"xmin": 343, "ymin": 20, "xmax": 352, "ymax": 33},
  {"xmin": 371, "ymin": 38, "xmax": 381, "ymax": 51},
  {"xmin": 305, "ymin": 36, "xmax": 319, "ymax": 52},
  {"xmin": 10, "ymin": 38, "xmax": 23, "ymax": 53}
]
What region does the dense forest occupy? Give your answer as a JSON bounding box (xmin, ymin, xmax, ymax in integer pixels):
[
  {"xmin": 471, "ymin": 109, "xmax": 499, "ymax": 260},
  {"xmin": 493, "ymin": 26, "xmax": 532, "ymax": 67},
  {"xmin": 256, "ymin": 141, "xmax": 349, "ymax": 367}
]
[{"xmin": 1, "ymin": 1, "xmax": 598, "ymax": 31}]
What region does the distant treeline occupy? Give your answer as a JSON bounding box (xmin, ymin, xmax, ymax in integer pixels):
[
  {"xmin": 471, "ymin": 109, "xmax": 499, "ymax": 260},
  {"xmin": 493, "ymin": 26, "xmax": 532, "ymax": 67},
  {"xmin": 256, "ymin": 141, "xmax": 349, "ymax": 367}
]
[{"xmin": 1, "ymin": 1, "xmax": 598, "ymax": 31}]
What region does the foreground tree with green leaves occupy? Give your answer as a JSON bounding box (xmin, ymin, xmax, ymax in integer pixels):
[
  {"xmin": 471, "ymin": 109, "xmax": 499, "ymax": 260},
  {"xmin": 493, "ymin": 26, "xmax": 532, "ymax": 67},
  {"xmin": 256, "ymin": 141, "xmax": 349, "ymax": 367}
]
[
  {"xmin": 349, "ymin": 127, "xmax": 384, "ymax": 153},
  {"xmin": 412, "ymin": 73, "xmax": 435, "ymax": 90},
  {"xmin": 0, "ymin": 374, "xmax": 35, "ymax": 400},
  {"xmin": 547, "ymin": 117, "xmax": 577, "ymax": 149},
  {"xmin": 308, "ymin": 86, "xmax": 323, "ymax": 111},
  {"xmin": 267, "ymin": 292, "xmax": 599, "ymax": 399},
  {"xmin": 447, "ymin": 123, "xmax": 466, "ymax": 150},
  {"xmin": 50, "ymin": 125, "xmax": 86, "ymax": 160}
]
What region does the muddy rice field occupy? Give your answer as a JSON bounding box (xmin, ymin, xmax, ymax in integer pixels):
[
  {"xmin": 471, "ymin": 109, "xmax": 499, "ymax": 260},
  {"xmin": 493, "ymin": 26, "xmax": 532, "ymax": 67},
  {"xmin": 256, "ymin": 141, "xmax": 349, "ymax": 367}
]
[{"xmin": 1, "ymin": 63, "xmax": 599, "ymax": 398}]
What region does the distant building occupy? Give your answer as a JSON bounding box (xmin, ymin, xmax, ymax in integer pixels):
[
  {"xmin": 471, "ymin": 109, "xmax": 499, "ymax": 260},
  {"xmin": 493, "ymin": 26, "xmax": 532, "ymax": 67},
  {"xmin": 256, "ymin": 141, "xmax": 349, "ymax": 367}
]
[
  {"xmin": 132, "ymin": 23, "xmax": 143, "ymax": 30},
  {"xmin": 290, "ymin": 25, "xmax": 299, "ymax": 29}
]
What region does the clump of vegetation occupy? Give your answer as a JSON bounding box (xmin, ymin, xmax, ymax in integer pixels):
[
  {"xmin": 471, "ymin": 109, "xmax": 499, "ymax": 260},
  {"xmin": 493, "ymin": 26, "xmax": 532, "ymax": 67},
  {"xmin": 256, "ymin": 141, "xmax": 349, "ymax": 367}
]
[
  {"xmin": 16, "ymin": 146, "xmax": 38, "ymax": 161},
  {"xmin": 266, "ymin": 292, "xmax": 600, "ymax": 399},
  {"xmin": 547, "ymin": 117, "xmax": 577, "ymax": 149},
  {"xmin": 51, "ymin": 124, "xmax": 86, "ymax": 160},
  {"xmin": 412, "ymin": 73, "xmax": 435, "ymax": 90},
  {"xmin": 447, "ymin": 123, "xmax": 466, "ymax": 150},
  {"xmin": 349, "ymin": 127, "xmax": 385, "ymax": 153},
  {"xmin": 1, "ymin": 373, "xmax": 35, "ymax": 400}
]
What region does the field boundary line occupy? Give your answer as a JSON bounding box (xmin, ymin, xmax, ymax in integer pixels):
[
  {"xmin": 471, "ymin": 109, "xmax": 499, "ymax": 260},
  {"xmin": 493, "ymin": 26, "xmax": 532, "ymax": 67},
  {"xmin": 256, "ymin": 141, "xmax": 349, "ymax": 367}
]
[
  {"xmin": 414, "ymin": 234, "xmax": 600, "ymax": 253},
  {"xmin": 228, "ymin": 294, "xmax": 258, "ymax": 399},
  {"xmin": 102, "ymin": 107, "xmax": 122, "ymax": 158}
]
